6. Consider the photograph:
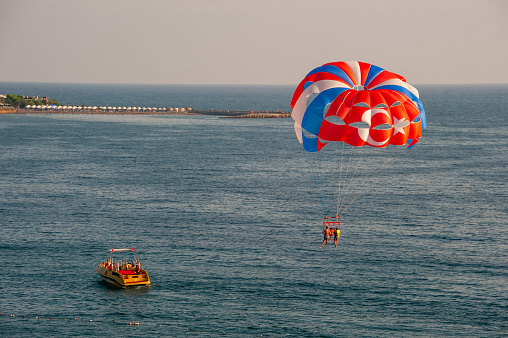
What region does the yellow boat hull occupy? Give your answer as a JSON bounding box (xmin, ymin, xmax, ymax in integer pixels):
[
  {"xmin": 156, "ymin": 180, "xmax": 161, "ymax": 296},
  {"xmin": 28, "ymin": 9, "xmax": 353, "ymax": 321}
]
[{"xmin": 96, "ymin": 265, "xmax": 150, "ymax": 287}]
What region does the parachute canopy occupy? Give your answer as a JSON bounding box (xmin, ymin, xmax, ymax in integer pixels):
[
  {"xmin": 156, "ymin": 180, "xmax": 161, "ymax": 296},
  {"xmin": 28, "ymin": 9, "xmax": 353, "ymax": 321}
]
[{"xmin": 291, "ymin": 61, "xmax": 427, "ymax": 152}]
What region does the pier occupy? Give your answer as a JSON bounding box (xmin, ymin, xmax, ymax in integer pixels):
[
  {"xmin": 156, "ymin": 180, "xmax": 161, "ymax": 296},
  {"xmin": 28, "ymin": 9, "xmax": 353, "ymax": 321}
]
[{"xmin": 194, "ymin": 109, "xmax": 290, "ymax": 118}]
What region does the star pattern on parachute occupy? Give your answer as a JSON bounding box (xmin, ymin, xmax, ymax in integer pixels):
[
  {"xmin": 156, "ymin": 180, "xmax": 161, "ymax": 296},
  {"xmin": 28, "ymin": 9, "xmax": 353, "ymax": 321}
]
[{"xmin": 392, "ymin": 116, "xmax": 407, "ymax": 136}]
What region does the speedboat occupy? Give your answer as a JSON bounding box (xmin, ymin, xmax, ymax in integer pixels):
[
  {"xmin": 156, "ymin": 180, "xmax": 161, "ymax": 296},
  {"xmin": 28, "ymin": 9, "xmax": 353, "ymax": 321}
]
[{"xmin": 96, "ymin": 248, "xmax": 150, "ymax": 287}]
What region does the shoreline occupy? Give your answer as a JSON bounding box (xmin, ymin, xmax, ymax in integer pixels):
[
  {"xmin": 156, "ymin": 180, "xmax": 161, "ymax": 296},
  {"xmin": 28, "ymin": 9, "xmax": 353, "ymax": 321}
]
[{"xmin": 0, "ymin": 108, "xmax": 291, "ymax": 118}]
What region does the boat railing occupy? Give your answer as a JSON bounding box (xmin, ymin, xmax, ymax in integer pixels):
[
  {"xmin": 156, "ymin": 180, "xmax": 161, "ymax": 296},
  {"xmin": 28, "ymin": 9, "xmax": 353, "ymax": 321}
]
[
  {"xmin": 112, "ymin": 259, "xmax": 137, "ymax": 271},
  {"xmin": 106, "ymin": 249, "xmax": 144, "ymax": 272}
]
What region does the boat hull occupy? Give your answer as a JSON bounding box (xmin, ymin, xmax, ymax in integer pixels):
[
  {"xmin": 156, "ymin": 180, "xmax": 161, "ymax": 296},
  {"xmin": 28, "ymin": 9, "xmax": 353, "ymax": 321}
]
[{"xmin": 96, "ymin": 265, "xmax": 150, "ymax": 287}]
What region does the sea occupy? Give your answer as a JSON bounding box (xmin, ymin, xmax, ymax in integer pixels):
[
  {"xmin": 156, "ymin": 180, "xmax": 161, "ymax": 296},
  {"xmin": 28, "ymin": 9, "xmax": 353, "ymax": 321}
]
[{"xmin": 0, "ymin": 82, "xmax": 507, "ymax": 337}]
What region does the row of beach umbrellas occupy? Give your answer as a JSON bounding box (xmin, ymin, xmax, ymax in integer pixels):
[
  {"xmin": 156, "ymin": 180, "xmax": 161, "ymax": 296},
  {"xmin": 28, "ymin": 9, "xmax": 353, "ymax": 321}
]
[{"xmin": 25, "ymin": 105, "xmax": 190, "ymax": 111}]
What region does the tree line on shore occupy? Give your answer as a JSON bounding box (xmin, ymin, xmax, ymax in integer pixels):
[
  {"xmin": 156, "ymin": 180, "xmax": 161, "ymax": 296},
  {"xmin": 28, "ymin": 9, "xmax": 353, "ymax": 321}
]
[{"xmin": 0, "ymin": 94, "xmax": 61, "ymax": 108}]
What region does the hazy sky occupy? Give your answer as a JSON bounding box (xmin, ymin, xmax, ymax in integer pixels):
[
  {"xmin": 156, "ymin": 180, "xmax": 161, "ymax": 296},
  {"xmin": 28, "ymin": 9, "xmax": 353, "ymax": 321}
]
[{"xmin": 1, "ymin": 0, "xmax": 507, "ymax": 85}]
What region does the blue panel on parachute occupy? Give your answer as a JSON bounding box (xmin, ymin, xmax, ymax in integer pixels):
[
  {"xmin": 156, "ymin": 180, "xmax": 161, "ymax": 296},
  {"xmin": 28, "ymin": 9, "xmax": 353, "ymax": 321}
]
[
  {"xmin": 305, "ymin": 65, "xmax": 355, "ymax": 87},
  {"xmin": 301, "ymin": 131, "xmax": 318, "ymax": 152},
  {"xmin": 364, "ymin": 64, "xmax": 385, "ymax": 88},
  {"xmin": 302, "ymin": 81, "xmax": 313, "ymax": 91},
  {"xmin": 301, "ymin": 87, "xmax": 349, "ymax": 136}
]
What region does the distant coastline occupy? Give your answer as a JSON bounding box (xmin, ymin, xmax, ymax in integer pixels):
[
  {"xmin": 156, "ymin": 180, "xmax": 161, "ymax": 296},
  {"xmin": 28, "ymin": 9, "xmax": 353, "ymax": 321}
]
[
  {"xmin": 0, "ymin": 107, "xmax": 291, "ymax": 118},
  {"xmin": 0, "ymin": 88, "xmax": 292, "ymax": 118}
]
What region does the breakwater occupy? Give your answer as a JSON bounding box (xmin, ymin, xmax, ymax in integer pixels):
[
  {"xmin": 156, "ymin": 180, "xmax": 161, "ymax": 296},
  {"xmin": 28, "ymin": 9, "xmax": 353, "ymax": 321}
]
[{"xmin": 195, "ymin": 110, "xmax": 290, "ymax": 118}]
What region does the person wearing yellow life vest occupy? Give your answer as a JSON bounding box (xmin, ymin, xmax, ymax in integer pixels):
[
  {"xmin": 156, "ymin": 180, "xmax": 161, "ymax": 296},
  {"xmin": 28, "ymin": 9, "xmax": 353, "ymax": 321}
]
[{"xmin": 333, "ymin": 227, "xmax": 340, "ymax": 248}]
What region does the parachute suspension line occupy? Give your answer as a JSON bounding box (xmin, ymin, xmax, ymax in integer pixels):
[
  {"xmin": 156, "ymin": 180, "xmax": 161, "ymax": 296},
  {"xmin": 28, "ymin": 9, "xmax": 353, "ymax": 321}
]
[
  {"xmin": 338, "ymin": 146, "xmax": 384, "ymax": 214},
  {"xmin": 336, "ymin": 143, "xmax": 354, "ymax": 217},
  {"xmin": 338, "ymin": 145, "xmax": 402, "ymax": 217},
  {"xmin": 335, "ymin": 141, "xmax": 346, "ymax": 217},
  {"xmin": 307, "ymin": 155, "xmax": 327, "ymax": 216},
  {"xmin": 337, "ymin": 145, "xmax": 366, "ymax": 215}
]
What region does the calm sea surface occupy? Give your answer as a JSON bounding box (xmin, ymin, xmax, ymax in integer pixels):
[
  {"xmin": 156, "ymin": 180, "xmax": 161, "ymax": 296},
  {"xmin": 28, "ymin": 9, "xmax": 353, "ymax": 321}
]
[{"xmin": 0, "ymin": 83, "xmax": 507, "ymax": 337}]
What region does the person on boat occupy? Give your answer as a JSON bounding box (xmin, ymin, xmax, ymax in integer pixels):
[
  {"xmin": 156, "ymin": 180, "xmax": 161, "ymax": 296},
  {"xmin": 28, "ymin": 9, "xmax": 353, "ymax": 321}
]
[
  {"xmin": 322, "ymin": 226, "xmax": 331, "ymax": 247},
  {"xmin": 333, "ymin": 227, "xmax": 340, "ymax": 248},
  {"xmin": 106, "ymin": 259, "xmax": 111, "ymax": 269},
  {"xmin": 135, "ymin": 260, "xmax": 141, "ymax": 273}
]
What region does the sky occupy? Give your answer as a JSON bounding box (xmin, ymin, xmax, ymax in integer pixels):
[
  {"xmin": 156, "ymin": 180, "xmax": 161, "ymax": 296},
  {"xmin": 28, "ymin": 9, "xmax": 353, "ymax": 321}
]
[{"xmin": 0, "ymin": 0, "xmax": 507, "ymax": 85}]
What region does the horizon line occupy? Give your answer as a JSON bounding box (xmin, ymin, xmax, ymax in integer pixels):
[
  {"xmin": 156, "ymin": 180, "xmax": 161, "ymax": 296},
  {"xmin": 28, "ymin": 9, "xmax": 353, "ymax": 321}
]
[{"xmin": 1, "ymin": 80, "xmax": 508, "ymax": 86}]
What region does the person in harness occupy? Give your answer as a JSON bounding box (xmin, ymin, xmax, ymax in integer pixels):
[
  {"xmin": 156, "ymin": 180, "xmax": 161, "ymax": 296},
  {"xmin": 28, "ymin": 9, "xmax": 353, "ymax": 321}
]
[
  {"xmin": 322, "ymin": 216, "xmax": 340, "ymax": 247},
  {"xmin": 322, "ymin": 225, "xmax": 331, "ymax": 247},
  {"xmin": 332, "ymin": 226, "xmax": 340, "ymax": 248}
]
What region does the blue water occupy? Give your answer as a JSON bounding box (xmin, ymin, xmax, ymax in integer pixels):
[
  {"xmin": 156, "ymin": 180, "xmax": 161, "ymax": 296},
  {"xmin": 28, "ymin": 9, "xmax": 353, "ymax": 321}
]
[
  {"xmin": 0, "ymin": 82, "xmax": 292, "ymax": 111},
  {"xmin": 0, "ymin": 84, "xmax": 507, "ymax": 337}
]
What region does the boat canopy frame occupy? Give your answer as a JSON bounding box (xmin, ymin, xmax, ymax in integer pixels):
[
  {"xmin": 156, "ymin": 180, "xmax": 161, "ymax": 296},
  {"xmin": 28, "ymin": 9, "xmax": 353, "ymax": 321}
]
[
  {"xmin": 111, "ymin": 248, "xmax": 134, "ymax": 253},
  {"xmin": 108, "ymin": 248, "xmax": 140, "ymax": 267}
]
